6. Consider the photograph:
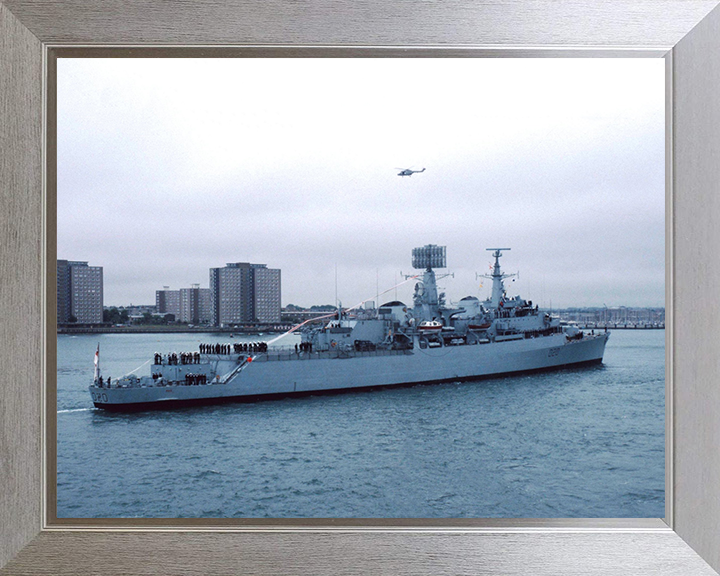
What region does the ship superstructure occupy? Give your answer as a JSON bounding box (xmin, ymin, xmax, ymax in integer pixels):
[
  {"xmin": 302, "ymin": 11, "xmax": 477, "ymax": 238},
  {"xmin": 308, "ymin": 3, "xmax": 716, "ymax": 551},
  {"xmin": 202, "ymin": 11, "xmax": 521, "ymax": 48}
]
[{"xmin": 89, "ymin": 246, "xmax": 609, "ymax": 411}]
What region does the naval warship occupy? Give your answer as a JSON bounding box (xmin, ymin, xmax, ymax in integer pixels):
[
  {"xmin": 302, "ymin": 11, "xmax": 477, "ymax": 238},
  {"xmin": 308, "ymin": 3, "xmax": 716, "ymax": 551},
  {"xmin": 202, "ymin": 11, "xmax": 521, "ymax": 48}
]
[{"xmin": 89, "ymin": 246, "xmax": 609, "ymax": 411}]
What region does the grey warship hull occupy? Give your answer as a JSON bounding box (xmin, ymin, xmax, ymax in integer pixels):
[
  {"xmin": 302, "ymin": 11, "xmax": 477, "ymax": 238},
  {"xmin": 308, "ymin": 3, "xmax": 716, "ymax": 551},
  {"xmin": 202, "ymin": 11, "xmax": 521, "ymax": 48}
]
[{"xmin": 91, "ymin": 331, "xmax": 609, "ymax": 411}]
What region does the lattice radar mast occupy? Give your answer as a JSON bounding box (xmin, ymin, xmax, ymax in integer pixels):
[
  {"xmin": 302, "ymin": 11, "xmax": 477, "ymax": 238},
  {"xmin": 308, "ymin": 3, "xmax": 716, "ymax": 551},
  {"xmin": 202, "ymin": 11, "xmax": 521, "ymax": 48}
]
[{"xmin": 410, "ymin": 245, "xmax": 447, "ymax": 320}]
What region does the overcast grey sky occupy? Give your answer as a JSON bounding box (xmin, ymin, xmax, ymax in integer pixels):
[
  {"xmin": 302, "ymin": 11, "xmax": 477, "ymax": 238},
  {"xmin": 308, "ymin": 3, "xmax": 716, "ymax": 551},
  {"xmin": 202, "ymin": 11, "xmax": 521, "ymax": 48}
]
[{"xmin": 58, "ymin": 58, "xmax": 664, "ymax": 309}]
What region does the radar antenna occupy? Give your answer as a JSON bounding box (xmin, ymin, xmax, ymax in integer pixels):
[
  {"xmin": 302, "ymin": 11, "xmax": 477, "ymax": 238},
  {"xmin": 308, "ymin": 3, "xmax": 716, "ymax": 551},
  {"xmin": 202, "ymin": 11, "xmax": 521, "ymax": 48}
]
[
  {"xmin": 412, "ymin": 244, "xmax": 446, "ymax": 270},
  {"xmin": 408, "ymin": 244, "xmax": 451, "ymax": 320}
]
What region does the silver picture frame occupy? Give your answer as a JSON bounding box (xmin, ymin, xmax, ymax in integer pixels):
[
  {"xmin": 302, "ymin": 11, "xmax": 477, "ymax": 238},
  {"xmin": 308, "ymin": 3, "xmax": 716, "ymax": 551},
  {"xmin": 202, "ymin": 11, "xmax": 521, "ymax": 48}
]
[{"xmin": 2, "ymin": 1, "xmax": 720, "ymax": 574}]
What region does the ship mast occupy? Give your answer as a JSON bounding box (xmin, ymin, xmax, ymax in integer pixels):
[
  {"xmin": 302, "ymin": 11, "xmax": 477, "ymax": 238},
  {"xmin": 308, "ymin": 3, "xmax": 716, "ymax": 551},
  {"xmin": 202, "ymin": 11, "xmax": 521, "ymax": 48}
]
[
  {"xmin": 410, "ymin": 244, "xmax": 446, "ymax": 321},
  {"xmin": 481, "ymin": 248, "xmax": 515, "ymax": 309}
]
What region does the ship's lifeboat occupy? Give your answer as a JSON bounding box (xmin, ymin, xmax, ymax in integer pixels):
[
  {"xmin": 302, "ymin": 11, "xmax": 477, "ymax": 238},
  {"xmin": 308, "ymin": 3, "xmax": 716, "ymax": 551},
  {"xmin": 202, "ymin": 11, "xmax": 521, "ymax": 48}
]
[
  {"xmin": 468, "ymin": 315, "xmax": 492, "ymax": 330},
  {"xmin": 418, "ymin": 320, "xmax": 443, "ymax": 332}
]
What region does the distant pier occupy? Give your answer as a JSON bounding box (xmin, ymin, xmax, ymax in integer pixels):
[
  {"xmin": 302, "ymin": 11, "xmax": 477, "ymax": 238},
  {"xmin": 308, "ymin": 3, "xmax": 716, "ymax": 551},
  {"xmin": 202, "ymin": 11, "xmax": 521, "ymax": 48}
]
[
  {"xmin": 576, "ymin": 323, "xmax": 664, "ymax": 330},
  {"xmin": 57, "ymin": 324, "xmax": 295, "ymax": 335}
]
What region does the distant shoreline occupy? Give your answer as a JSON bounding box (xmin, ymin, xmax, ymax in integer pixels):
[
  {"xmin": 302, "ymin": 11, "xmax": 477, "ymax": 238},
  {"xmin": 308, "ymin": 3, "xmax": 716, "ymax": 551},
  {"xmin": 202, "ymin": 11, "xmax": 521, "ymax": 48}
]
[
  {"xmin": 57, "ymin": 326, "xmax": 293, "ymax": 335},
  {"xmin": 57, "ymin": 324, "xmax": 663, "ymax": 335}
]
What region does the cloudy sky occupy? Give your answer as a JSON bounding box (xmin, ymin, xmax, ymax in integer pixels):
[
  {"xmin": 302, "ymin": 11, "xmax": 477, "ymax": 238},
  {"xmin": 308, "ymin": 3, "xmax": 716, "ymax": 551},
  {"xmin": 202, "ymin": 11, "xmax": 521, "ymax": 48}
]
[{"xmin": 57, "ymin": 58, "xmax": 665, "ymax": 309}]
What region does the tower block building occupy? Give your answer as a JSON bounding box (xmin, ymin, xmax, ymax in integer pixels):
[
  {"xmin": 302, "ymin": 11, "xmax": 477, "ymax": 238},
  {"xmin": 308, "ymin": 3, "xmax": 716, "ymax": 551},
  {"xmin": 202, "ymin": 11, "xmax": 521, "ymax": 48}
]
[
  {"xmin": 210, "ymin": 262, "xmax": 281, "ymax": 326},
  {"xmin": 57, "ymin": 260, "xmax": 103, "ymax": 324}
]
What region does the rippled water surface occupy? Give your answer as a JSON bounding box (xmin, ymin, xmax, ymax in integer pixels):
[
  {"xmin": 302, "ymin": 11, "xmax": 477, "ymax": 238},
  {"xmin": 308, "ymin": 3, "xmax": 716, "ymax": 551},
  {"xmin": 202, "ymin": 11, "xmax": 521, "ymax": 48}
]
[{"xmin": 57, "ymin": 330, "xmax": 664, "ymax": 518}]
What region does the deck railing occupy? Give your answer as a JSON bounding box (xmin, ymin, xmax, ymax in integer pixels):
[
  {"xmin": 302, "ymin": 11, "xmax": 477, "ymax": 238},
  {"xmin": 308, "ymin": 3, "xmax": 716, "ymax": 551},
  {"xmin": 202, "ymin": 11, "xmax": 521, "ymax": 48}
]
[{"xmin": 256, "ymin": 347, "xmax": 413, "ymax": 362}]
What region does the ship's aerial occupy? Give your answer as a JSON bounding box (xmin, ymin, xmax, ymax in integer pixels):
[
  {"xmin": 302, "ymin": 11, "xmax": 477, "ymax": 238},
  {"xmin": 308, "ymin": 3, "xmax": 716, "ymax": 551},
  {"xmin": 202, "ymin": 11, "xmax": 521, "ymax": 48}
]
[{"xmin": 89, "ymin": 245, "xmax": 609, "ymax": 411}]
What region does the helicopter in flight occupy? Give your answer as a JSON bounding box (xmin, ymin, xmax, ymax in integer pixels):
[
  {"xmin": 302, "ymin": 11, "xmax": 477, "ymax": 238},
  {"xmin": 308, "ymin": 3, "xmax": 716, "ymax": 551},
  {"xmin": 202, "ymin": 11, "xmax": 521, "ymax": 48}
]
[{"xmin": 396, "ymin": 167, "xmax": 426, "ymax": 177}]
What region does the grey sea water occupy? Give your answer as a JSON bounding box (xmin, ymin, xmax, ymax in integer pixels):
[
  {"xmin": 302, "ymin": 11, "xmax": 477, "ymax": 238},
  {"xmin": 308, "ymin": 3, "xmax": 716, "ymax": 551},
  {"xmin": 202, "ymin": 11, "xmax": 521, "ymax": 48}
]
[{"xmin": 56, "ymin": 330, "xmax": 664, "ymax": 518}]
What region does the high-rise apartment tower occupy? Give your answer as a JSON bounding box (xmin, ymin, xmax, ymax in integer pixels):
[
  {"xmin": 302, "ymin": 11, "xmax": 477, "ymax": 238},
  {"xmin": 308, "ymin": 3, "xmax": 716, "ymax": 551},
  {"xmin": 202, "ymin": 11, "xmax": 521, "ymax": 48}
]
[
  {"xmin": 57, "ymin": 260, "xmax": 104, "ymax": 324},
  {"xmin": 209, "ymin": 262, "xmax": 281, "ymax": 326}
]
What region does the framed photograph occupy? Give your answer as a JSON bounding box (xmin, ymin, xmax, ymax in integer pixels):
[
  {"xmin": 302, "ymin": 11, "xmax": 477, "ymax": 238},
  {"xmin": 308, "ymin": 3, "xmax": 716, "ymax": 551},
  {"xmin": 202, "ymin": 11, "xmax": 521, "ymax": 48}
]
[
  {"xmin": 2, "ymin": 1, "xmax": 720, "ymax": 575},
  {"xmin": 52, "ymin": 55, "xmax": 667, "ymax": 523}
]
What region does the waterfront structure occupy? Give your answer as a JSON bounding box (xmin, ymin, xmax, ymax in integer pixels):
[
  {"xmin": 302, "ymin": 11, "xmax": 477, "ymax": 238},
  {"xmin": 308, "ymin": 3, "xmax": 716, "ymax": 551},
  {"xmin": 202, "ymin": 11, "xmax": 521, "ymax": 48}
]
[
  {"xmin": 123, "ymin": 304, "xmax": 156, "ymax": 317},
  {"xmin": 253, "ymin": 266, "xmax": 282, "ymax": 323},
  {"xmin": 57, "ymin": 260, "xmax": 103, "ymax": 324},
  {"xmin": 179, "ymin": 285, "xmax": 212, "ymax": 324},
  {"xmin": 56, "ymin": 259, "xmax": 71, "ymax": 323},
  {"xmin": 210, "ymin": 262, "xmax": 281, "ymax": 326},
  {"xmin": 156, "ymin": 285, "xmax": 211, "ymax": 324},
  {"xmin": 555, "ymin": 307, "xmax": 665, "ymax": 328},
  {"xmin": 281, "ymin": 308, "xmax": 334, "ymax": 324},
  {"xmin": 155, "ymin": 286, "xmax": 181, "ymax": 318},
  {"xmin": 90, "ymin": 246, "xmax": 608, "ymax": 411}
]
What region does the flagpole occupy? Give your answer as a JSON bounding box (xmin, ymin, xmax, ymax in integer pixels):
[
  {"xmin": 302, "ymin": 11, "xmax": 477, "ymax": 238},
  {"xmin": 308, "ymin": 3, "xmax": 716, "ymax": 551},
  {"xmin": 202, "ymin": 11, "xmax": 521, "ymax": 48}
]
[{"xmin": 94, "ymin": 343, "xmax": 100, "ymax": 383}]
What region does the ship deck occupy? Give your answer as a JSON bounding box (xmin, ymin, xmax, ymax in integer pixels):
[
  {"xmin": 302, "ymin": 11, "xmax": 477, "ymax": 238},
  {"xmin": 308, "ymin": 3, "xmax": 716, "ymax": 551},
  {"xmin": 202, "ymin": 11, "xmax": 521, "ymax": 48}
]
[{"xmin": 255, "ymin": 347, "xmax": 414, "ymax": 362}]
